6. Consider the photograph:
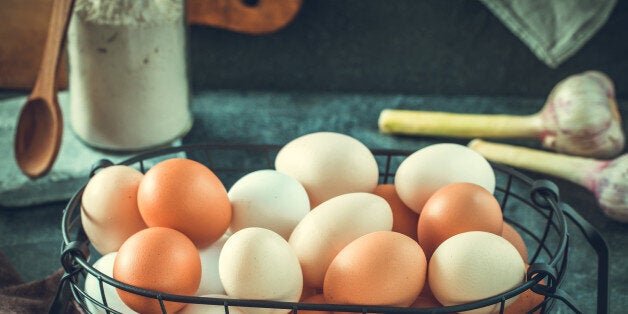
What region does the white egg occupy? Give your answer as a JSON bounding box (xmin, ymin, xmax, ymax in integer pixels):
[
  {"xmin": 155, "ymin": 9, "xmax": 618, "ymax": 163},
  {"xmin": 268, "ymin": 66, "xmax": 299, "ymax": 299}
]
[
  {"xmin": 197, "ymin": 234, "xmax": 228, "ymax": 296},
  {"xmin": 84, "ymin": 252, "xmax": 138, "ymax": 314},
  {"xmin": 394, "ymin": 143, "xmax": 495, "ymax": 213},
  {"xmin": 228, "ymin": 169, "xmax": 310, "ymax": 240},
  {"xmin": 177, "ymin": 294, "xmax": 245, "ymax": 314},
  {"xmin": 219, "ymin": 227, "xmax": 302, "ymax": 314},
  {"xmin": 275, "ymin": 132, "xmax": 379, "ymax": 208},
  {"xmin": 428, "ymin": 231, "xmax": 526, "ymax": 314},
  {"xmin": 81, "ymin": 165, "xmax": 147, "ymax": 255},
  {"xmin": 289, "ymin": 192, "xmax": 393, "ymax": 288}
]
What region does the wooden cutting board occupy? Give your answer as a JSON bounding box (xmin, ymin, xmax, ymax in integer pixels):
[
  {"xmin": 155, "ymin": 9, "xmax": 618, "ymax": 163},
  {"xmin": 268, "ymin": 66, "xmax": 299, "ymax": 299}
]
[
  {"xmin": 0, "ymin": 0, "xmax": 301, "ymax": 91},
  {"xmin": 187, "ymin": 0, "xmax": 302, "ymax": 35},
  {"xmin": 0, "ymin": 0, "xmax": 68, "ymax": 91}
]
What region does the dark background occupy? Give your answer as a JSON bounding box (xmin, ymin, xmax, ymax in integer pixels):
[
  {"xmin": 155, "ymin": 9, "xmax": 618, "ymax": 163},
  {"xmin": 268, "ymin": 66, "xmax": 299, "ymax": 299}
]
[
  {"xmin": 188, "ymin": 0, "xmax": 628, "ymax": 98},
  {"xmin": 1, "ymin": 1, "xmax": 626, "ymax": 313}
]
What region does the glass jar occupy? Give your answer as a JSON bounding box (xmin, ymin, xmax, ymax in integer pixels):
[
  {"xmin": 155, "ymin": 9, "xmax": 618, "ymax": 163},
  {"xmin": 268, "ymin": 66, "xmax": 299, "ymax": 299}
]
[{"xmin": 67, "ymin": 0, "xmax": 192, "ymax": 151}]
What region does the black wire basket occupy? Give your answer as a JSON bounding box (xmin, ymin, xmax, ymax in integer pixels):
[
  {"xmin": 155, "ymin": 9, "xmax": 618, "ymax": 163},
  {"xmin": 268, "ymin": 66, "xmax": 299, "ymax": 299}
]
[{"xmin": 50, "ymin": 143, "xmax": 609, "ymax": 314}]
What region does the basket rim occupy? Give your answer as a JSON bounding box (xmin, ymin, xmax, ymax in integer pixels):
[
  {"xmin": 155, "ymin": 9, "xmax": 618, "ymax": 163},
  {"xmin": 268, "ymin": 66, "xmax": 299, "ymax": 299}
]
[{"xmin": 60, "ymin": 142, "xmax": 568, "ymax": 314}]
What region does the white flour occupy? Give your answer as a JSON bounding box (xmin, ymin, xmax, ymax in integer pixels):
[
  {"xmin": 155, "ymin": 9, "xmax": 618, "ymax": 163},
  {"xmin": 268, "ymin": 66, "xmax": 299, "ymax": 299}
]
[{"xmin": 67, "ymin": 0, "xmax": 192, "ymax": 151}]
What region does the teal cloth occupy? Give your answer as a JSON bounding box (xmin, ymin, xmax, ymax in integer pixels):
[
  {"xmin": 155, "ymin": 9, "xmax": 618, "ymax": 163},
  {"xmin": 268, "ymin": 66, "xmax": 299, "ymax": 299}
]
[{"xmin": 480, "ymin": 0, "xmax": 617, "ymax": 68}]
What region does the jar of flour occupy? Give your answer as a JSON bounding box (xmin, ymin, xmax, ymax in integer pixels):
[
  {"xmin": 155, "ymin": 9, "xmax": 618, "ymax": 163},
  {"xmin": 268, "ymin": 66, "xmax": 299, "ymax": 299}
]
[{"xmin": 67, "ymin": 0, "xmax": 192, "ymax": 151}]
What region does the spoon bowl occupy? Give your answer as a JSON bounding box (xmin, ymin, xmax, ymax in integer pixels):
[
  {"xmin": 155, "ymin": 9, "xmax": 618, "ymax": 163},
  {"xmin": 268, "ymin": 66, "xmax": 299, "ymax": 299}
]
[
  {"xmin": 14, "ymin": 0, "xmax": 75, "ymax": 179},
  {"xmin": 14, "ymin": 96, "xmax": 63, "ymax": 178}
]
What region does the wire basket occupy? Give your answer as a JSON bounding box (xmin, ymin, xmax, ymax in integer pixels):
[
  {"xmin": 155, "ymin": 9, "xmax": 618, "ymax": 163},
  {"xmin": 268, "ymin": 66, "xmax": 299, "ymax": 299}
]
[{"xmin": 50, "ymin": 143, "xmax": 609, "ymax": 314}]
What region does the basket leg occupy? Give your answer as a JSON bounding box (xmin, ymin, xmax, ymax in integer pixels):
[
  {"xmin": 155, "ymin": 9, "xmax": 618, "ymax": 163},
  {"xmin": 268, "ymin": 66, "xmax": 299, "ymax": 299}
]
[
  {"xmin": 48, "ymin": 273, "xmax": 72, "ymax": 314},
  {"xmin": 560, "ymin": 202, "xmax": 610, "ymax": 314}
]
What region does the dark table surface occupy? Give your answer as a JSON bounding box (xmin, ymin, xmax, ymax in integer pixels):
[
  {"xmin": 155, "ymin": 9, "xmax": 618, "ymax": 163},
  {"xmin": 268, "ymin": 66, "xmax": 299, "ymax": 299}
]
[{"xmin": 1, "ymin": 90, "xmax": 626, "ymax": 313}]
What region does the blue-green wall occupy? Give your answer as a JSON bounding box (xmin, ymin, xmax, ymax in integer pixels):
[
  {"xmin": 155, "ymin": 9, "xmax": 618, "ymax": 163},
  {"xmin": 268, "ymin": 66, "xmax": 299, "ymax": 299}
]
[{"xmin": 189, "ymin": 0, "xmax": 628, "ymax": 98}]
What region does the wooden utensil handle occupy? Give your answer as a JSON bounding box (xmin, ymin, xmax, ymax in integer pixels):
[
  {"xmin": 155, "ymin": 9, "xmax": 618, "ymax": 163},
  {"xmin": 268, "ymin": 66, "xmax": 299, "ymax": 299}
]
[
  {"xmin": 187, "ymin": 0, "xmax": 302, "ymax": 34},
  {"xmin": 33, "ymin": 0, "xmax": 75, "ymax": 97}
]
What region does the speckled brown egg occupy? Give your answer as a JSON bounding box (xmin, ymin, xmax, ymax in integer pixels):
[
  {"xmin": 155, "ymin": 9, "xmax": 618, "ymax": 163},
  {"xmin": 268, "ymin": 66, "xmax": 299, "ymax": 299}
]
[
  {"xmin": 417, "ymin": 182, "xmax": 503, "ymax": 258},
  {"xmin": 323, "ymin": 231, "xmax": 427, "ymax": 307},
  {"xmin": 137, "ymin": 158, "xmax": 232, "ymax": 248}
]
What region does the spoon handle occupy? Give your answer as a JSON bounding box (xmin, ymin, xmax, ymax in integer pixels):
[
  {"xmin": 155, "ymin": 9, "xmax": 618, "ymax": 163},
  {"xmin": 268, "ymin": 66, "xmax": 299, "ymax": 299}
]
[{"xmin": 32, "ymin": 0, "xmax": 75, "ymax": 98}]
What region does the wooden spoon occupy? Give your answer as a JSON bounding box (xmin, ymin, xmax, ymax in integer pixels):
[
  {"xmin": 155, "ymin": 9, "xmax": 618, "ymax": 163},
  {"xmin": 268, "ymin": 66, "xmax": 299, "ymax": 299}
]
[{"xmin": 14, "ymin": 0, "xmax": 75, "ymax": 179}]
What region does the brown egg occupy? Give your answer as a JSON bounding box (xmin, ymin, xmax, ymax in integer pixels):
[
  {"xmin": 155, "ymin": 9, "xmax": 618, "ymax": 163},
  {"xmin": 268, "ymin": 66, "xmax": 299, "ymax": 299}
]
[
  {"xmin": 113, "ymin": 227, "xmax": 202, "ymax": 313},
  {"xmin": 411, "ymin": 294, "xmax": 442, "ymax": 309},
  {"xmin": 417, "ymin": 182, "xmax": 503, "ymax": 258},
  {"xmin": 501, "ymin": 289, "xmax": 544, "ymax": 314},
  {"xmin": 299, "ymin": 285, "xmax": 320, "ymax": 302},
  {"xmin": 137, "ymin": 158, "xmax": 232, "ymax": 248},
  {"xmin": 500, "ymin": 264, "xmax": 546, "ymax": 314},
  {"xmin": 501, "ymin": 222, "xmax": 529, "ymax": 263},
  {"xmin": 373, "ymin": 184, "xmax": 419, "ymax": 240},
  {"xmin": 410, "ymin": 281, "xmax": 442, "ymax": 309},
  {"xmin": 81, "ymin": 165, "xmax": 147, "ymax": 255},
  {"xmin": 295, "ymin": 294, "xmax": 331, "ymax": 314},
  {"xmin": 323, "ymin": 231, "xmax": 427, "ymax": 307}
]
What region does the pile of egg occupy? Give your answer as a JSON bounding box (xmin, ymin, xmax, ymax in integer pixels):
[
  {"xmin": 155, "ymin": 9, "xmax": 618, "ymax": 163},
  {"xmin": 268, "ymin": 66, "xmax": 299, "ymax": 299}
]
[{"xmin": 80, "ymin": 132, "xmax": 543, "ymax": 314}]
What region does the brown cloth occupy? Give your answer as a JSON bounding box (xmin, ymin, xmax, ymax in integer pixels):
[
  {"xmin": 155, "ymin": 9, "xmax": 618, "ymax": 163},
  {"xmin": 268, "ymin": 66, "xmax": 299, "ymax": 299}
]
[{"xmin": 0, "ymin": 251, "xmax": 82, "ymax": 314}]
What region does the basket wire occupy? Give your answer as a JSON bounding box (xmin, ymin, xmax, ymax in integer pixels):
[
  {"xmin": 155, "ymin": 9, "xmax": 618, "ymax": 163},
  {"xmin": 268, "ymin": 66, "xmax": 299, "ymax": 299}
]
[{"xmin": 51, "ymin": 143, "xmax": 609, "ymax": 314}]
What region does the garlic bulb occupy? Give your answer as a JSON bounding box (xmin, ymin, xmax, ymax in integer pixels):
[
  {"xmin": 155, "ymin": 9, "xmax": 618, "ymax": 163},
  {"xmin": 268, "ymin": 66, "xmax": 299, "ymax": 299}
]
[
  {"xmin": 539, "ymin": 71, "xmax": 623, "ymax": 159},
  {"xmin": 379, "ymin": 71, "xmax": 624, "ymax": 159}
]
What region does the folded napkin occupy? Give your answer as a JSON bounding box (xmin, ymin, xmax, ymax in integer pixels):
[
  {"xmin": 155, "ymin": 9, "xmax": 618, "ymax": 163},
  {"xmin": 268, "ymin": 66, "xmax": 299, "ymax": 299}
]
[
  {"xmin": 0, "ymin": 251, "xmax": 81, "ymax": 314},
  {"xmin": 0, "ymin": 92, "xmax": 184, "ymax": 208},
  {"xmin": 480, "ymin": 0, "xmax": 617, "ymax": 68}
]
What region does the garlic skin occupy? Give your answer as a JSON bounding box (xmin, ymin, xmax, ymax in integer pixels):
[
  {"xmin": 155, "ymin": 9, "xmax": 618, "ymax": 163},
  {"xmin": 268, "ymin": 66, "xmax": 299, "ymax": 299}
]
[
  {"xmin": 539, "ymin": 71, "xmax": 624, "ymax": 159},
  {"xmin": 468, "ymin": 139, "xmax": 628, "ymax": 223},
  {"xmin": 594, "ymin": 154, "xmax": 628, "ymax": 223}
]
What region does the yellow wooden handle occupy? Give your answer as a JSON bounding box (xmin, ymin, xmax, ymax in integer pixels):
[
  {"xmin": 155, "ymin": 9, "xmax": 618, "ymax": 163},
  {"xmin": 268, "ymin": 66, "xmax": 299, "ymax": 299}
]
[{"xmin": 378, "ymin": 109, "xmax": 543, "ymax": 139}]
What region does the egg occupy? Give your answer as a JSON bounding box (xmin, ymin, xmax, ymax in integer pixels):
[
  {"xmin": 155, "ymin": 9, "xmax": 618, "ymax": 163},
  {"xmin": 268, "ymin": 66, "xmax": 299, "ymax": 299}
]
[
  {"xmin": 197, "ymin": 233, "xmax": 228, "ymax": 296},
  {"xmin": 113, "ymin": 227, "xmax": 202, "ymax": 314},
  {"xmin": 84, "ymin": 252, "xmax": 138, "ymax": 314},
  {"xmin": 410, "ymin": 283, "xmax": 442, "ymax": 309},
  {"xmin": 289, "ymin": 192, "xmax": 393, "ymax": 288},
  {"xmin": 501, "ymin": 221, "xmax": 529, "ymax": 263},
  {"xmin": 275, "ymin": 132, "xmax": 379, "ymax": 208},
  {"xmin": 394, "ymin": 143, "xmax": 495, "ymax": 213},
  {"xmin": 501, "ymin": 265, "xmax": 545, "ymax": 314},
  {"xmin": 323, "ymin": 231, "xmax": 427, "ymax": 307},
  {"xmin": 502, "ymin": 289, "xmax": 544, "ymax": 314},
  {"xmin": 417, "ymin": 182, "xmax": 503, "ymax": 258},
  {"xmin": 137, "ymin": 158, "xmax": 232, "ymax": 248},
  {"xmin": 429, "ymin": 231, "xmax": 526, "ymax": 314},
  {"xmin": 219, "ymin": 227, "xmax": 303, "ymax": 314},
  {"xmin": 177, "ymin": 294, "xmax": 245, "ymax": 314},
  {"xmin": 299, "ymin": 285, "xmax": 319, "ymax": 302},
  {"xmin": 228, "ymin": 169, "xmax": 310, "ymax": 239},
  {"xmin": 373, "ymin": 184, "xmax": 419, "ymax": 240},
  {"xmin": 296, "ymin": 294, "xmax": 331, "ymax": 314},
  {"xmin": 81, "ymin": 165, "xmax": 147, "ymax": 254},
  {"xmin": 411, "ymin": 295, "xmax": 442, "ymax": 309}
]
